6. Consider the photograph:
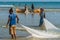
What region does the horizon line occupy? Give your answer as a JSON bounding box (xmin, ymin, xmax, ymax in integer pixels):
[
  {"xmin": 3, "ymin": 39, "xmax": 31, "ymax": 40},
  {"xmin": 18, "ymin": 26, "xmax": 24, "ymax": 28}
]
[{"xmin": 0, "ymin": 1, "xmax": 60, "ymax": 2}]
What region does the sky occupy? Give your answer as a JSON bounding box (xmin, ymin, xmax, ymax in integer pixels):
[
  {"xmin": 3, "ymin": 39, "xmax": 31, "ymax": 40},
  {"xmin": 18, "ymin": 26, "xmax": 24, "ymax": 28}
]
[{"xmin": 0, "ymin": 0, "xmax": 60, "ymax": 2}]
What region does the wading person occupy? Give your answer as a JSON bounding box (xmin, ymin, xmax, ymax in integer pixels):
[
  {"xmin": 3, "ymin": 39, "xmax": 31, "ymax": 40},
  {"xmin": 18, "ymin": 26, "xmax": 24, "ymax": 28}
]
[
  {"xmin": 31, "ymin": 3, "xmax": 34, "ymax": 17},
  {"xmin": 39, "ymin": 8, "xmax": 46, "ymax": 30},
  {"xmin": 39, "ymin": 8, "xmax": 45, "ymax": 26},
  {"xmin": 31, "ymin": 3, "xmax": 34, "ymax": 12},
  {"xmin": 6, "ymin": 8, "xmax": 19, "ymax": 39}
]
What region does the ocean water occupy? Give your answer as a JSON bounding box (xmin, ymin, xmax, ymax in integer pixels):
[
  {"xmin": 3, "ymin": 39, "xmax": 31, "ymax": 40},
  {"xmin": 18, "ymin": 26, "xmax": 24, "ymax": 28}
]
[
  {"xmin": 0, "ymin": 2, "xmax": 60, "ymax": 40},
  {"xmin": 0, "ymin": 2, "xmax": 60, "ymax": 9},
  {"xmin": 0, "ymin": 9, "xmax": 60, "ymax": 28}
]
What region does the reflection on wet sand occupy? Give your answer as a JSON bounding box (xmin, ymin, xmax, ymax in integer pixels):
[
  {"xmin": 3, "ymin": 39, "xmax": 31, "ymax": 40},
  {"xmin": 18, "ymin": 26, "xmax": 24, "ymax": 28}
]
[{"xmin": 1, "ymin": 37, "xmax": 60, "ymax": 40}]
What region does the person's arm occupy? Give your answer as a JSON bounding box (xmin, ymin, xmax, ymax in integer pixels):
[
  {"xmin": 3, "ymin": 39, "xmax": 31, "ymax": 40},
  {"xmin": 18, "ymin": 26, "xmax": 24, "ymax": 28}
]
[
  {"xmin": 16, "ymin": 15, "xmax": 19, "ymax": 23},
  {"xmin": 44, "ymin": 12, "xmax": 46, "ymax": 18},
  {"xmin": 6, "ymin": 17, "xmax": 10, "ymax": 28}
]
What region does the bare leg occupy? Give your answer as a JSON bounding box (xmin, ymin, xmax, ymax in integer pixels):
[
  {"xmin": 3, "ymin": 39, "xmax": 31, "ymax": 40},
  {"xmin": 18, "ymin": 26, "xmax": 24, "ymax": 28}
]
[
  {"xmin": 10, "ymin": 27, "xmax": 14, "ymax": 39},
  {"xmin": 14, "ymin": 34, "xmax": 16, "ymax": 39},
  {"xmin": 13, "ymin": 26, "xmax": 16, "ymax": 39},
  {"xmin": 11, "ymin": 34, "xmax": 14, "ymax": 39}
]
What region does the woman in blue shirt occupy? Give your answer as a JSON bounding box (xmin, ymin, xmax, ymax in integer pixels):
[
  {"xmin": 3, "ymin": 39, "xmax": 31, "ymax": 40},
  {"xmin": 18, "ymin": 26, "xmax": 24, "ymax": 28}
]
[
  {"xmin": 39, "ymin": 8, "xmax": 45, "ymax": 26},
  {"xmin": 6, "ymin": 8, "xmax": 19, "ymax": 39}
]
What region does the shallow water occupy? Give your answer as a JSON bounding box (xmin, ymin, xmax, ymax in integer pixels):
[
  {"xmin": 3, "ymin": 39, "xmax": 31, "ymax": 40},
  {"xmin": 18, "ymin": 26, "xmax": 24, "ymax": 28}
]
[
  {"xmin": 0, "ymin": 9, "xmax": 60, "ymax": 27},
  {"xmin": 0, "ymin": 27, "xmax": 60, "ymax": 40}
]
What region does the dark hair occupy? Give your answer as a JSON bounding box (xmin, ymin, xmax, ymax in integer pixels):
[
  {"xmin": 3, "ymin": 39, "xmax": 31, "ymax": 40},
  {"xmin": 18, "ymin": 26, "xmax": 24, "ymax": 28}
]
[
  {"xmin": 40, "ymin": 8, "xmax": 44, "ymax": 11},
  {"xmin": 9, "ymin": 8, "xmax": 13, "ymax": 13}
]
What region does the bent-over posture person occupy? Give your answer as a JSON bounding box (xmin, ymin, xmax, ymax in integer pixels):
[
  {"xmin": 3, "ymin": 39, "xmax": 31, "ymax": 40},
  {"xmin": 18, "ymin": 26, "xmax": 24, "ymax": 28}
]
[{"xmin": 6, "ymin": 8, "xmax": 19, "ymax": 39}]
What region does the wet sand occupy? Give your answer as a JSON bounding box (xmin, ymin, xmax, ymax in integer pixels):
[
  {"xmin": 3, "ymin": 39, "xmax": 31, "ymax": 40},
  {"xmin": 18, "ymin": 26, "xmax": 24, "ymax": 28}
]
[{"xmin": 1, "ymin": 37, "xmax": 60, "ymax": 40}]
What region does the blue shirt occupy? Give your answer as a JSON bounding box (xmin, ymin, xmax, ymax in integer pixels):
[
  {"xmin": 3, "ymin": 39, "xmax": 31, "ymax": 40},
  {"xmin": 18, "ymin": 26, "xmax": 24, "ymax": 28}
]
[
  {"xmin": 39, "ymin": 12, "xmax": 44, "ymax": 26},
  {"xmin": 9, "ymin": 13, "xmax": 17, "ymax": 25},
  {"xmin": 40, "ymin": 12, "xmax": 44, "ymax": 19}
]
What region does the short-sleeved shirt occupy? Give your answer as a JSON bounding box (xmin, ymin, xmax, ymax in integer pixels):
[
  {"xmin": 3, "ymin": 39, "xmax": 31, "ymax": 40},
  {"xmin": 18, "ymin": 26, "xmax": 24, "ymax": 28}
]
[
  {"xmin": 39, "ymin": 12, "xmax": 44, "ymax": 25},
  {"xmin": 40, "ymin": 12, "xmax": 44, "ymax": 19},
  {"xmin": 9, "ymin": 13, "xmax": 17, "ymax": 26}
]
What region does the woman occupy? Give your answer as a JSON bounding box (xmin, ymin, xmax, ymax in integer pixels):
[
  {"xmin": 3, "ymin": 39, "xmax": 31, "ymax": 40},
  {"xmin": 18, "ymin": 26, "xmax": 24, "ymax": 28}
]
[
  {"xmin": 6, "ymin": 8, "xmax": 19, "ymax": 39},
  {"xmin": 39, "ymin": 8, "xmax": 45, "ymax": 26}
]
